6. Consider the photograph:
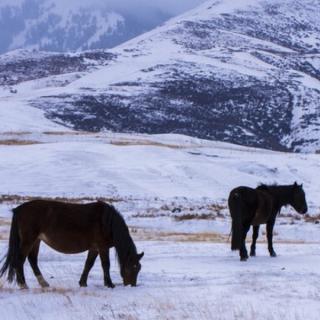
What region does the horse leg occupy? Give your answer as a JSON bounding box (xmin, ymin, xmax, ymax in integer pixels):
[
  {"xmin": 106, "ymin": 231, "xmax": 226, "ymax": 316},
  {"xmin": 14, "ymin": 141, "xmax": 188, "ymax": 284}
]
[
  {"xmin": 99, "ymin": 249, "xmax": 115, "ymax": 288},
  {"xmin": 250, "ymin": 225, "xmax": 260, "ymax": 257},
  {"xmin": 16, "ymin": 240, "xmax": 35, "ymax": 289},
  {"xmin": 240, "ymin": 223, "xmax": 250, "ymax": 261},
  {"xmin": 79, "ymin": 250, "xmax": 98, "ymax": 287},
  {"xmin": 267, "ymin": 219, "xmax": 277, "ymax": 257},
  {"xmin": 16, "ymin": 256, "xmax": 27, "ymax": 289},
  {"xmin": 28, "ymin": 240, "xmax": 49, "ymax": 288}
]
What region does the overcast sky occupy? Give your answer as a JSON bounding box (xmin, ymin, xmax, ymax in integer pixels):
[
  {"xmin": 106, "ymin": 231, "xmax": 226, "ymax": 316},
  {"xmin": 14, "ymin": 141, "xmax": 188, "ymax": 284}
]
[
  {"xmin": 103, "ymin": 0, "xmax": 208, "ymax": 15},
  {"xmin": 0, "ymin": 0, "xmax": 209, "ymax": 53},
  {"xmin": 0, "ymin": 0, "xmax": 208, "ymax": 15}
]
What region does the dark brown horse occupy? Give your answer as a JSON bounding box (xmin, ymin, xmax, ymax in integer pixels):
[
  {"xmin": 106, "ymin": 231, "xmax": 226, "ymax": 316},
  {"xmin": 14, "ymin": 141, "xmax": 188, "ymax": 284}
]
[
  {"xmin": 0, "ymin": 200, "xmax": 144, "ymax": 288},
  {"xmin": 228, "ymin": 182, "xmax": 307, "ymax": 261}
]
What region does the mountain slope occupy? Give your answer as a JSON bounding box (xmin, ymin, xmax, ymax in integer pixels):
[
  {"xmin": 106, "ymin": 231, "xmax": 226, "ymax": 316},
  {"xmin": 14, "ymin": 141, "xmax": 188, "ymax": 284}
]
[{"xmin": 1, "ymin": 0, "xmax": 320, "ymax": 152}]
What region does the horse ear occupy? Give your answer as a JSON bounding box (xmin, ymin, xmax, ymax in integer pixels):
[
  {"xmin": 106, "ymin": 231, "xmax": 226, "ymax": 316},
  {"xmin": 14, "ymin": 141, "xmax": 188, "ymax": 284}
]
[
  {"xmin": 294, "ymin": 181, "xmax": 298, "ymax": 187},
  {"xmin": 137, "ymin": 252, "xmax": 144, "ymax": 260}
]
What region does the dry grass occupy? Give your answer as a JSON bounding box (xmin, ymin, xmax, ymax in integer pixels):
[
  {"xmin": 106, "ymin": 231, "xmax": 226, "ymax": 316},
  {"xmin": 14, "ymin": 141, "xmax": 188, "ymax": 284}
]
[
  {"xmin": 0, "ymin": 217, "xmax": 10, "ymax": 226},
  {"xmin": 280, "ymin": 212, "xmax": 320, "ymax": 224},
  {"xmin": 0, "ymin": 131, "xmax": 32, "ymax": 135},
  {"xmin": 130, "ymin": 227, "xmax": 227, "ymax": 242},
  {"xmin": 304, "ymin": 214, "xmax": 320, "ymax": 224},
  {"xmin": 0, "ymin": 139, "xmax": 40, "ymax": 146},
  {"xmin": 0, "ymin": 217, "xmax": 12, "ymax": 240},
  {"xmin": 109, "ymin": 139, "xmax": 184, "ymax": 149},
  {"xmin": 132, "ymin": 203, "xmax": 226, "ymax": 220},
  {"xmin": 174, "ymin": 213, "xmax": 216, "ymax": 221},
  {"xmin": 0, "ymin": 194, "xmax": 121, "ymax": 204},
  {"xmin": 0, "ymin": 232, "xmax": 8, "ymax": 240},
  {"xmin": 42, "ymin": 131, "xmax": 91, "ymax": 136}
]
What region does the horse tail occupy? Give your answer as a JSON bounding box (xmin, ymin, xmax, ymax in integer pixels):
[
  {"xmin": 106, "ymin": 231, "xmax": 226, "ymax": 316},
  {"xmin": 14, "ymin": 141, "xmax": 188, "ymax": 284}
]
[
  {"xmin": 0, "ymin": 208, "xmax": 21, "ymax": 283},
  {"xmin": 228, "ymin": 191, "xmax": 243, "ymax": 251}
]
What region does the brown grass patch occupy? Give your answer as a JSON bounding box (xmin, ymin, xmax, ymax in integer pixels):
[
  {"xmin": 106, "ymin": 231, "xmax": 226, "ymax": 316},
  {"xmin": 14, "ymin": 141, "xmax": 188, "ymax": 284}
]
[
  {"xmin": 279, "ymin": 212, "xmax": 320, "ymax": 224},
  {"xmin": 135, "ymin": 230, "xmax": 318, "ymax": 244},
  {"xmin": 174, "ymin": 213, "xmax": 216, "ymax": 221},
  {"xmin": 0, "ymin": 218, "xmax": 13, "ymax": 240},
  {"xmin": 304, "ymin": 214, "xmax": 320, "ymax": 224},
  {"xmin": 0, "ymin": 217, "xmax": 10, "ymax": 226},
  {"xmin": 0, "ymin": 139, "xmax": 40, "ymax": 145},
  {"xmin": 109, "ymin": 139, "xmax": 184, "ymax": 149},
  {"xmin": 0, "ymin": 194, "xmax": 121, "ymax": 204},
  {"xmin": 42, "ymin": 131, "xmax": 92, "ymax": 136},
  {"xmin": 1, "ymin": 131, "xmax": 32, "ymax": 136},
  {"xmin": 132, "ymin": 203, "xmax": 226, "ymax": 220},
  {"xmin": 0, "ymin": 233, "xmax": 8, "ymax": 240},
  {"xmin": 130, "ymin": 227, "xmax": 227, "ymax": 242}
]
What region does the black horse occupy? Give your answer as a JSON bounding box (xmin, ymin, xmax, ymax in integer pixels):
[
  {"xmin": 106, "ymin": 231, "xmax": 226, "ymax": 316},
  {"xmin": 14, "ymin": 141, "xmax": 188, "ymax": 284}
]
[
  {"xmin": 228, "ymin": 182, "xmax": 307, "ymax": 261},
  {"xmin": 0, "ymin": 200, "xmax": 144, "ymax": 288}
]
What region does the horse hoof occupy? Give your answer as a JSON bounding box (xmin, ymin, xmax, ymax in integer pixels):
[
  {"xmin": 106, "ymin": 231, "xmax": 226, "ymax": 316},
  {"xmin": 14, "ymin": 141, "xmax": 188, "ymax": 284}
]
[
  {"xmin": 270, "ymin": 252, "xmax": 277, "ymax": 257},
  {"xmin": 19, "ymin": 284, "xmax": 29, "ymax": 290},
  {"xmin": 79, "ymin": 282, "xmax": 87, "ymax": 287},
  {"xmin": 250, "ymin": 252, "xmax": 256, "ymax": 257},
  {"xmin": 240, "ymin": 257, "xmax": 248, "ymax": 261},
  {"xmin": 37, "ymin": 276, "xmax": 50, "ymax": 288},
  {"xmin": 106, "ymin": 283, "xmax": 115, "ymax": 289}
]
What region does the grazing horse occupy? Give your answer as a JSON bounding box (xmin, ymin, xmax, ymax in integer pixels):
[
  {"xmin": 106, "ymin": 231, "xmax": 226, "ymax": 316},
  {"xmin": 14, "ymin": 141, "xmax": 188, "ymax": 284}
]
[
  {"xmin": 228, "ymin": 182, "xmax": 307, "ymax": 261},
  {"xmin": 0, "ymin": 200, "xmax": 144, "ymax": 288}
]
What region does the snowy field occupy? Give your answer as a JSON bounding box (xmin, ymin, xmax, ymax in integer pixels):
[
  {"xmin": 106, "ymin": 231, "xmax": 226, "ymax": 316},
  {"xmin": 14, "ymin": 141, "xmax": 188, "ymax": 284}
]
[
  {"xmin": 1, "ymin": 241, "xmax": 320, "ymax": 320},
  {"xmin": 0, "ymin": 130, "xmax": 319, "ymax": 319},
  {"xmin": 1, "ymin": 0, "xmax": 320, "ymax": 317},
  {"xmin": 0, "ymin": 131, "xmax": 319, "ymax": 203}
]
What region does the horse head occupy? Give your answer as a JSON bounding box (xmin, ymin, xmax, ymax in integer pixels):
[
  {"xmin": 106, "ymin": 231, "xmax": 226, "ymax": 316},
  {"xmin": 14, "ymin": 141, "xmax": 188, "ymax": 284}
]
[
  {"xmin": 121, "ymin": 252, "xmax": 144, "ymax": 286},
  {"xmin": 291, "ymin": 182, "xmax": 308, "ymax": 214}
]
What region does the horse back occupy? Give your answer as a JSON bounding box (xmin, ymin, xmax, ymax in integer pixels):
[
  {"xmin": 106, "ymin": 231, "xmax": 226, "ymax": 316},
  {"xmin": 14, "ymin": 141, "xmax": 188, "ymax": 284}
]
[
  {"xmin": 14, "ymin": 199, "xmax": 105, "ymax": 224},
  {"xmin": 228, "ymin": 186, "xmax": 258, "ymax": 207},
  {"xmin": 13, "ymin": 200, "xmax": 111, "ymax": 253}
]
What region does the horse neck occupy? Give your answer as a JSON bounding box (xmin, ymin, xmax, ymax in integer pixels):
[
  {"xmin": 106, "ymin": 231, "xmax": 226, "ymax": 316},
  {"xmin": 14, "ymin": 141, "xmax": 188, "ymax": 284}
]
[
  {"xmin": 111, "ymin": 210, "xmax": 137, "ymax": 267},
  {"xmin": 268, "ymin": 185, "xmax": 293, "ymax": 208}
]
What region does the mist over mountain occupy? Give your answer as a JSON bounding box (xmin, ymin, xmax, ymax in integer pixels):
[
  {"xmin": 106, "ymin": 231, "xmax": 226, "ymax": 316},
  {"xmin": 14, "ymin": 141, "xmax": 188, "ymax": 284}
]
[{"xmin": 0, "ymin": 0, "xmax": 205, "ymax": 53}]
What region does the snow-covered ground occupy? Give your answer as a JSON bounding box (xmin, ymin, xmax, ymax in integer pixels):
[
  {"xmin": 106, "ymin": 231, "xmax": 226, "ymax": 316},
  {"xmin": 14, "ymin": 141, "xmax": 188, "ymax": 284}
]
[
  {"xmin": 0, "ymin": 131, "xmax": 319, "ymax": 319},
  {"xmin": 0, "ymin": 241, "xmax": 320, "ymax": 320},
  {"xmin": 0, "ymin": 131, "xmax": 319, "ymax": 203}
]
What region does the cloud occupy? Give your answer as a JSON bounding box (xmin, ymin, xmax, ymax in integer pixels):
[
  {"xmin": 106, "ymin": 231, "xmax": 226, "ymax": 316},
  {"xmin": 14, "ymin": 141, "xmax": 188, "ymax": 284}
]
[
  {"xmin": 40, "ymin": 0, "xmax": 207, "ymax": 15},
  {"xmin": 104, "ymin": 0, "xmax": 207, "ymax": 15},
  {"xmin": 150, "ymin": 0, "xmax": 207, "ymax": 14},
  {"xmin": 0, "ymin": 0, "xmax": 207, "ymax": 16}
]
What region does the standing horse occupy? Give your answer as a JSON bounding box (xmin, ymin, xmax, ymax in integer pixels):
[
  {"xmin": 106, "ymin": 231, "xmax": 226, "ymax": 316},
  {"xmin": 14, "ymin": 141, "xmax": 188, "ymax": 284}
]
[
  {"xmin": 0, "ymin": 200, "xmax": 144, "ymax": 288},
  {"xmin": 228, "ymin": 182, "xmax": 307, "ymax": 261}
]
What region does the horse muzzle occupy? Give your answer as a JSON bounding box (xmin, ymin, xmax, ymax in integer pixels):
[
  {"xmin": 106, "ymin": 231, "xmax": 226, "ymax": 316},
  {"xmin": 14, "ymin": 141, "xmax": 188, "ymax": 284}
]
[
  {"xmin": 123, "ymin": 280, "xmax": 137, "ymax": 287},
  {"xmin": 300, "ymin": 206, "xmax": 308, "ymax": 214}
]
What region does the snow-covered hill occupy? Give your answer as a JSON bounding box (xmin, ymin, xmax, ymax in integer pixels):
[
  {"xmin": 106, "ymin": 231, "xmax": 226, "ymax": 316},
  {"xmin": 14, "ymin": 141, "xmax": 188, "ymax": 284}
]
[
  {"xmin": 0, "ymin": 131, "xmax": 319, "ymax": 209},
  {"xmin": 1, "ymin": 0, "xmax": 320, "ymax": 152}
]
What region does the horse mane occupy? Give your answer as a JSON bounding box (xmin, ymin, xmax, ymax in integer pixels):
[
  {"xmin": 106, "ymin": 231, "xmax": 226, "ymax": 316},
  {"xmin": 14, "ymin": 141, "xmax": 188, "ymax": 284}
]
[
  {"xmin": 256, "ymin": 184, "xmax": 271, "ymax": 191},
  {"xmin": 256, "ymin": 183, "xmax": 281, "ymax": 190},
  {"xmin": 257, "ymin": 183, "xmax": 296, "ymax": 191},
  {"xmin": 256, "ymin": 183, "xmax": 298, "ymax": 209},
  {"xmin": 256, "ymin": 183, "xmax": 289, "ymax": 193},
  {"xmin": 103, "ymin": 203, "xmax": 137, "ymax": 269}
]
